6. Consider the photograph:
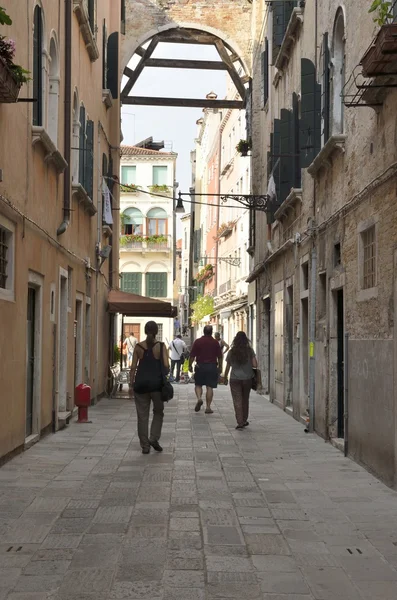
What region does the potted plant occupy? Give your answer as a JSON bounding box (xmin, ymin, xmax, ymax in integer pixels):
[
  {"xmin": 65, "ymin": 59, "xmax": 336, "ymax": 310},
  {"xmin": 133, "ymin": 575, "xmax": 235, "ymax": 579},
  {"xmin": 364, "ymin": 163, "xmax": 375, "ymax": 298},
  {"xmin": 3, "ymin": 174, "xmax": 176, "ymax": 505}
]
[
  {"xmin": 215, "ymin": 220, "xmax": 236, "ymax": 240},
  {"xmin": 362, "ymin": 1, "xmax": 397, "ymax": 76},
  {"xmin": 148, "ymin": 184, "xmax": 171, "ymax": 195},
  {"xmin": 120, "ymin": 183, "xmax": 140, "ymax": 193},
  {"xmin": 236, "ymin": 138, "xmax": 252, "ymax": 156},
  {"xmin": 196, "ymin": 264, "xmax": 214, "ymax": 283},
  {"xmin": 0, "ymin": 10, "xmax": 30, "ymax": 103}
]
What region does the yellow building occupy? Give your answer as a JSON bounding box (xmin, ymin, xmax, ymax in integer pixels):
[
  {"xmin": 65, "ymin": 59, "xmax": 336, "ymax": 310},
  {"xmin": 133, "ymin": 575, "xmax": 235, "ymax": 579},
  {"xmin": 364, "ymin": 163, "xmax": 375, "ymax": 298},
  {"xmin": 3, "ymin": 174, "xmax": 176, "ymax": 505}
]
[{"xmin": 0, "ymin": 0, "xmax": 121, "ymax": 460}]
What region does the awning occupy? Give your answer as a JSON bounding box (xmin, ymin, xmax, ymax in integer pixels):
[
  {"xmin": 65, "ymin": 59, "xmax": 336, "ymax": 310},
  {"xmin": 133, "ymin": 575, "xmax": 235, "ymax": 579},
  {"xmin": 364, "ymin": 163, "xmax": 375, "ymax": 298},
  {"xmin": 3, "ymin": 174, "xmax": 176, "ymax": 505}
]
[{"xmin": 108, "ymin": 289, "xmax": 177, "ymax": 317}]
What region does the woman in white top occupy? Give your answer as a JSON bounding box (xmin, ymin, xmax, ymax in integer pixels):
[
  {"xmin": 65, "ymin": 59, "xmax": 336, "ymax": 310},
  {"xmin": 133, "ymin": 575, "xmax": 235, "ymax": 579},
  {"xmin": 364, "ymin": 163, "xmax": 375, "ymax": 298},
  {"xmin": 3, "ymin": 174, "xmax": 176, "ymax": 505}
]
[{"xmin": 224, "ymin": 331, "xmax": 257, "ymax": 430}]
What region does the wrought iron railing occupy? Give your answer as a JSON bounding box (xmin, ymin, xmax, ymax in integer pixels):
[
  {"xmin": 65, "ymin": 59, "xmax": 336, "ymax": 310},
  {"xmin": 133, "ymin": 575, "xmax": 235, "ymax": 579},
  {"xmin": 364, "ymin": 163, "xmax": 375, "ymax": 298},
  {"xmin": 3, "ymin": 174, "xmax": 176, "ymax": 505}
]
[
  {"xmin": 119, "ymin": 234, "xmax": 171, "ymax": 250},
  {"xmin": 218, "ymin": 279, "xmax": 236, "ymax": 295}
]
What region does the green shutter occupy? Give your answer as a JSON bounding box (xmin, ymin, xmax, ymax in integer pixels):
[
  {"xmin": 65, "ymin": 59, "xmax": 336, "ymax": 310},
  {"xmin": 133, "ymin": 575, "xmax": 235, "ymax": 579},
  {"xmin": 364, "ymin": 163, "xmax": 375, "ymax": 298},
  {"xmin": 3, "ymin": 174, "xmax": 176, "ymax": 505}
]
[
  {"xmin": 122, "ymin": 273, "xmax": 142, "ymax": 294},
  {"xmin": 108, "ymin": 155, "xmax": 114, "ymax": 193},
  {"xmin": 146, "ymin": 273, "xmax": 167, "ymax": 298},
  {"xmin": 273, "ymin": 119, "xmax": 281, "ymax": 204},
  {"xmin": 152, "ymin": 166, "xmax": 168, "ymax": 185},
  {"xmin": 292, "ymin": 93, "xmax": 301, "ymax": 188},
  {"xmin": 85, "ymin": 119, "xmax": 94, "ymax": 199},
  {"xmin": 272, "ymin": 1, "xmax": 296, "ymax": 64},
  {"xmin": 102, "ymin": 21, "xmax": 108, "ymax": 89},
  {"xmin": 107, "ymin": 32, "xmax": 119, "ymax": 99},
  {"xmin": 79, "ymin": 105, "xmax": 86, "ymax": 187},
  {"xmin": 280, "ymin": 108, "xmax": 293, "ymax": 205},
  {"xmin": 33, "ymin": 6, "xmax": 43, "ymax": 126},
  {"xmin": 121, "ymin": 166, "xmax": 136, "ymax": 184},
  {"xmin": 262, "ymin": 39, "xmax": 269, "ymax": 107},
  {"xmin": 88, "ymin": 0, "xmax": 95, "ymax": 32},
  {"xmin": 300, "ymin": 58, "xmax": 322, "ymax": 168},
  {"xmin": 284, "ymin": 1, "xmax": 296, "ymax": 28},
  {"xmin": 322, "ymin": 33, "xmax": 330, "ymax": 144},
  {"xmin": 245, "ymin": 83, "xmax": 252, "ymax": 140}
]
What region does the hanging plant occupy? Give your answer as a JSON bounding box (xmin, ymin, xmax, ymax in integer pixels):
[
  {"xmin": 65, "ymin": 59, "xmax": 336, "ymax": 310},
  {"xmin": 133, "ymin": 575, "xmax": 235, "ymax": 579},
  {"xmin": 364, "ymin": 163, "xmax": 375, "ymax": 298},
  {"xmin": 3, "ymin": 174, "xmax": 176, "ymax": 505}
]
[
  {"xmin": 149, "ymin": 184, "xmax": 171, "ymax": 195},
  {"xmin": 214, "ymin": 220, "xmax": 236, "ymax": 241},
  {"xmin": 236, "ymin": 138, "xmax": 252, "ymax": 156},
  {"xmin": 369, "ymin": 0, "xmax": 394, "ymax": 25},
  {"xmin": 120, "ymin": 183, "xmax": 140, "ymax": 193},
  {"xmin": 196, "ymin": 264, "xmax": 214, "ymax": 282}
]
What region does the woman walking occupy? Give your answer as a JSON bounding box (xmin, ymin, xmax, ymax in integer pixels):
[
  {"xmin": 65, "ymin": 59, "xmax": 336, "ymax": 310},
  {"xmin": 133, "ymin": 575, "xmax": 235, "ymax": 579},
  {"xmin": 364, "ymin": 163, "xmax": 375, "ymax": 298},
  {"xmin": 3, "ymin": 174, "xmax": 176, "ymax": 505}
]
[
  {"xmin": 224, "ymin": 331, "xmax": 257, "ymax": 430},
  {"xmin": 130, "ymin": 321, "xmax": 169, "ymax": 454}
]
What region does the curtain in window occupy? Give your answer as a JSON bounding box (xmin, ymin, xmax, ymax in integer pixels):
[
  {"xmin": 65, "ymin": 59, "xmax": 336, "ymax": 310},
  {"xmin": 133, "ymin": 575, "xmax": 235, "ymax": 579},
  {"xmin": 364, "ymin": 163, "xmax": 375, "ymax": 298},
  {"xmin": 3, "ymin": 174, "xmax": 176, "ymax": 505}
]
[
  {"xmin": 121, "ymin": 166, "xmax": 136, "ymax": 185},
  {"xmin": 152, "ymin": 166, "xmax": 168, "ymax": 185}
]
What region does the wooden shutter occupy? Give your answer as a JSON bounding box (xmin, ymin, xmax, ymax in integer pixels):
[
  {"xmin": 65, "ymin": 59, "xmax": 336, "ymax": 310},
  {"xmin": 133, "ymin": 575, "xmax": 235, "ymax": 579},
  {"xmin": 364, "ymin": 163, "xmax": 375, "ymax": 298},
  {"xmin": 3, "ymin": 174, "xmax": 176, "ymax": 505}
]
[
  {"xmin": 88, "ymin": 0, "xmax": 95, "ymax": 32},
  {"xmin": 292, "ymin": 92, "xmax": 301, "ymax": 188},
  {"xmin": 272, "ymin": 1, "xmax": 285, "ymax": 63},
  {"xmin": 85, "ymin": 119, "xmax": 94, "ymax": 199},
  {"xmin": 146, "ymin": 273, "xmax": 167, "ymax": 298},
  {"xmin": 122, "ymin": 273, "xmax": 142, "ymax": 294},
  {"xmin": 79, "ymin": 106, "xmax": 86, "ymax": 186},
  {"xmin": 107, "ymin": 32, "xmax": 119, "ymax": 100},
  {"xmin": 280, "ymin": 109, "xmax": 293, "ymax": 205},
  {"xmin": 262, "ymin": 39, "xmax": 269, "ymax": 107},
  {"xmin": 300, "ymin": 58, "xmax": 322, "ymax": 168},
  {"xmin": 33, "ymin": 6, "xmax": 43, "ymax": 126},
  {"xmin": 121, "ymin": 0, "xmax": 126, "ymax": 35},
  {"xmin": 107, "ymin": 155, "xmax": 114, "ymax": 193},
  {"xmin": 284, "ymin": 1, "xmax": 296, "ymax": 28},
  {"xmin": 322, "ymin": 33, "xmax": 330, "ymax": 144},
  {"xmin": 273, "ymin": 119, "xmax": 281, "ymax": 204},
  {"xmin": 102, "ymin": 21, "xmax": 108, "ymax": 89}
]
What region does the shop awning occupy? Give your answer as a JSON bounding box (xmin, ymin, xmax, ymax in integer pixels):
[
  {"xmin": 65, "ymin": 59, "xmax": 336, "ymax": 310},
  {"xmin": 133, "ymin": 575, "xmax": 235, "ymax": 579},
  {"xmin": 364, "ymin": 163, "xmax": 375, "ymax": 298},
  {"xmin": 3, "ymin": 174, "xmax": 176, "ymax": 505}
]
[{"xmin": 108, "ymin": 289, "xmax": 177, "ymax": 318}]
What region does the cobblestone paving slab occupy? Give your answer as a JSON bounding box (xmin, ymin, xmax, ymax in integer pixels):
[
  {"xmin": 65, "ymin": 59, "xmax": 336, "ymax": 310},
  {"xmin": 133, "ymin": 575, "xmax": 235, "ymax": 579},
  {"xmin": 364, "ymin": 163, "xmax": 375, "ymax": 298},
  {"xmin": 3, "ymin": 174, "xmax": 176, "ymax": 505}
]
[{"xmin": 1, "ymin": 388, "xmax": 397, "ymax": 599}]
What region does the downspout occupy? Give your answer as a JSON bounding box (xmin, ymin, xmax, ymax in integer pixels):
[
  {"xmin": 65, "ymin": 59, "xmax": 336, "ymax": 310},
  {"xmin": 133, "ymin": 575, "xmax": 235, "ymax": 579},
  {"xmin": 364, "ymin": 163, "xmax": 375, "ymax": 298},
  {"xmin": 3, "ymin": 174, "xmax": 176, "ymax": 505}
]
[
  {"xmin": 308, "ymin": 0, "xmax": 319, "ymax": 432},
  {"xmin": 57, "ymin": 0, "xmax": 72, "ymax": 236}
]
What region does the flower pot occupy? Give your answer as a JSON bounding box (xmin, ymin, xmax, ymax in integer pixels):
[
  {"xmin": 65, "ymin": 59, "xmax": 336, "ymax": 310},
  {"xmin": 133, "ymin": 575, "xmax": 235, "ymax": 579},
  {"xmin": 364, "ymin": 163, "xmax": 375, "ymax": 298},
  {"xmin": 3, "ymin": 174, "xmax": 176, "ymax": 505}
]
[
  {"xmin": 0, "ymin": 58, "xmax": 21, "ymax": 103},
  {"xmin": 239, "ymin": 145, "xmax": 249, "ymax": 157},
  {"xmin": 361, "ymin": 24, "xmax": 397, "ymax": 77}
]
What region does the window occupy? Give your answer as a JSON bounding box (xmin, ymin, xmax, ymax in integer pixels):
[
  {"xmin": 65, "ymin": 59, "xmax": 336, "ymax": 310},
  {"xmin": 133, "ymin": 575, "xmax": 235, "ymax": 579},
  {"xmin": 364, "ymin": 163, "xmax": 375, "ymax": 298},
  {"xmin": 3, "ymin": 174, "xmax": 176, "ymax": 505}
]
[
  {"xmin": 146, "ymin": 273, "xmax": 167, "ymax": 297},
  {"xmin": 262, "ymin": 38, "xmax": 269, "ymax": 107},
  {"xmin": 301, "ymin": 262, "xmax": 309, "ymax": 291},
  {"xmin": 0, "ymin": 217, "xmax": 14, "ymax": 301},
  {"xmin": 87, "ymin": 0, "xmax": 95, "ymax": 33},
  {"xmin": 156, "ymin": 323, "xmax": 163, "ymax": 341},
  {"xmin": 152, "ymin": 166, "xmax": 168, "ymax": 186},
  {"xmin": 334, "ymin": 242, "xmax": 341, "ymax": 267},
  {"xmin": 102, "ymin": 20, "xmax": 107, "ymax": 89},
  {"xmin": 272, "ymin": 1, "xmax": 297, "ymax": 64},
  {"xmin": 122, "ymin": 207, "xmax": 143, "ymax": 235},
  {"xmin": 318, "ymin": 273, "xmax": 327, "ymax": 320},
  {"xmin": 78, "ymin": 106, "xmax": 94, "ymax": 198},
  {"xmin": 48, "ymin": 37, "xmax": 59, "ymax": 145},
  {"xmin": 0, "ymin": 226, "xmax": 10, "ymax": 288},
  {"xmin": 33, "ymin": 5, "xmax": 43, "ymax": 126},
  {"xmin": 121, "ymin": 272, "xmax": 142, "ymax": 294},
  {"xmin": 331, "ymin": 10, "xmax": 345, "ymax": 135},
  {"xmin": 121, "ymin": 166, "xmax": 136, "ymax": 185},
  {"xmin": 147, "ymin": 207, "xmax": 167, "ymax": 236},
  {"xmin": 362, "ymin": 226, "xmax": 376, "ymax": 289}
]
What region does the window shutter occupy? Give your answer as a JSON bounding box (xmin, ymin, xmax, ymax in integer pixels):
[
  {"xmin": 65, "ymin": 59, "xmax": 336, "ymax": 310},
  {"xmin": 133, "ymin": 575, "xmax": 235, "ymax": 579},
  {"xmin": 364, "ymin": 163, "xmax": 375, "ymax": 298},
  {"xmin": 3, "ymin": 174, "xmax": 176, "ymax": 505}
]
[
  {"xmin": 322, "ymin": 32, "xmax": 330, "ymax": 144},
  {"xmin": 146, "ymin": 273, "xmax": 167, "ymax": 298},
  {"xmin": 102, "ymin": 21, "xmax": 108, "ymax": 89},
  {"xmin": 300, "ymin": 58, "xmax": 322, "ymax": 168},
  {"xmin": 33, "ymin": 6, "xmax": 43, "ymax": 126},
  {"xmin": 280, "ymin": 108, "xmax": 293, "ymax": 205},
  {"xmin": 122, "ymin": 273, "xmax": 142, "ymax": 294},
  {"xmin": 284, "ymin": 1, "xmax": 296, "ymax": 28},
  {"xmin": 245, "ymin": 82, "xmax": 252, "ymax": 140},
  {"xmin": 88, "ymin": 0, "xmax": 95, "ymax": 32},
  {"xmin": 107, "ymin": 155, "xmax": 114, "ymax": 193},
  {"xmin": 273, "ymin": 119, "xmax": 281, "ymax": 204},
  {"xmin": 79, "ymin": 106, "xmax": 86, "ymax": 187},
  {"xmin": 262, "ymin": 39, "xmax": 269, "ymax": 107},
  {"xmin": 272, "ymin": 1, "xmax": 285, "ymax": 63},
  {"xmin": 107, "ymin": 32, "xmax": 119, "ymax": 100},
  {"xmin": 121, "ymin": 0, "xmax": 126, "ymax": 35},
  {"xmin": 85, "ymin": 119, "xmax": 94, "ymax": 199},
  {"xmin": 292, "ymin": 92, "xmax": 301, "ymax": 188}
]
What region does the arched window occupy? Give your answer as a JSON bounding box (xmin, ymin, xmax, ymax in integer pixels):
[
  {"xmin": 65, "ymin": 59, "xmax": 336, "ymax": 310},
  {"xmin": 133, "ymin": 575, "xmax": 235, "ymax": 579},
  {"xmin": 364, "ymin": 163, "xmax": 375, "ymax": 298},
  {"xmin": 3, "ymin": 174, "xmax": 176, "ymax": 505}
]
[
  {"xmin": 331, "ymin": 10, "xmax": 345, "ymax": 135},
  {"xmin": 33, "ymin": 5, "xmax": 44, "ymax": 126},
  {"xmin": 48, "ymin": 37, "xmax": 59, "ymax": 145},
  {"xmin": 123, "ymin": 208, "xmax": 143, "ymax": 235},
  {"xmin": 147, "ymin": 208, "xmax": 167, "ymax": 236}
]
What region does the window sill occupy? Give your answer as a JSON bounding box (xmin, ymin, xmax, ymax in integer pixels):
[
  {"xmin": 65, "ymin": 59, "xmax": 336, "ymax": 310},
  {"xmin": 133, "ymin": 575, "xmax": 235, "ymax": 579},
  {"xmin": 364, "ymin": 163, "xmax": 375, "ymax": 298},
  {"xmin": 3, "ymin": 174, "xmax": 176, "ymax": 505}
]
[
  {"xmin": 73, "ymin": 0, "xmax": 99, "ymax": 62},
  {"xmin": 357, "ymin": 287, "xmax": 378, "ymax": 302},
  {"xmin": 274, "ymin": 188, "xmax": 302, "ymax": 221},
  {"xmin": 72, "ymin": 183, "xmax": 97, "ymax": 216},
  {"xmin": 102, "ymin": 89, "xmax": 113, "ymax": 109},
  {"xmin": 307, "ymin": 135, "xmax": 347, "ymax": 178},
  {"xmin": 32, "ymin": 126, "xmax": 68, "ymax": 173},
  {"xmin": 0, "ymin": 287, "xmax": 15, "ymax": 302},
  {"xmin": 274, "ymin": 7, "xmax": 304, "ymax": 73}
]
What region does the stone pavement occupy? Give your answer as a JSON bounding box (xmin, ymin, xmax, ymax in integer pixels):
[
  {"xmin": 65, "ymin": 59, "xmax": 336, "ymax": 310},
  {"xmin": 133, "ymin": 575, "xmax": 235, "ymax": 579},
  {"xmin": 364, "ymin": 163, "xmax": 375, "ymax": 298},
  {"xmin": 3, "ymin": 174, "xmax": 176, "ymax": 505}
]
[{"xmin": 1, "ymin": 387, "xmax": 397, "ymax": 600}]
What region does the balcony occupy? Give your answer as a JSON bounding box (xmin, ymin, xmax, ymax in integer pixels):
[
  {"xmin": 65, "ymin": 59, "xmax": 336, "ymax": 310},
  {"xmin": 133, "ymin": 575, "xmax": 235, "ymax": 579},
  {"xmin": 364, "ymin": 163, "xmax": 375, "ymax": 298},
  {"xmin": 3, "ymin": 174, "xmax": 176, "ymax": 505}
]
[
  {"xmin": 119, "ymin": 234, "xmax": 171, "ymax": 252},
  {"xmin": 218, "ymin": 279, "xmax": 236, "ymax": 296}
]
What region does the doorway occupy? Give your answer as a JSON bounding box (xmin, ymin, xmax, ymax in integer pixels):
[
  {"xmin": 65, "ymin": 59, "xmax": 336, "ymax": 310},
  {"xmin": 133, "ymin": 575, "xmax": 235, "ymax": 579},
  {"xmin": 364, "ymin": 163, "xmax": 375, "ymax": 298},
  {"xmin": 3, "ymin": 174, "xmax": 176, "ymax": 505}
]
[
  {"xmin": 125, "ymin": 323, "xmax": 140, "ymax": 341},
  {"xmin": 26, "ymin": 287, "xmax": 36, "ymax": 437},
  {"xmin": 300, "ymin": 297, "xmax": 309, "ymax": 411},
  {"xmin": 337, "ymin": 289, "xmax": 344, "ymax": 438},
  {"xmin": 58, "ymin": 271, "xmax": 68, "ymax": 413},
  {"xmin": 286, "ymin": 285, "xmax": 294, "ymax": 407},
  {"xmin": 74, "ymin": 297, "xmax": 83, "ymax": 386}
]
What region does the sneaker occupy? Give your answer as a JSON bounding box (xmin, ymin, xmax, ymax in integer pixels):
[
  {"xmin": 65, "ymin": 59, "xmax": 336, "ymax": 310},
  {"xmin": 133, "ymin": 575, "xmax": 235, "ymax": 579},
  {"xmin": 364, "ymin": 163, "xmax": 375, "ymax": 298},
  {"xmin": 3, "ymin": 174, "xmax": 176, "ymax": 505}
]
[
  {"xmin": 195, "ymin": 400, "xmax": 203, "ymax": 412},
  {"xmin": 235, "ymin": 425, "xmax": 244, "ymax": 430},
  {"xmin": 150, "ymin": 441, "xmax": 163, "ymax": 452},
  {"xmin": 243, "ymin": 421, "xmax": 249, "ymax": 427}
]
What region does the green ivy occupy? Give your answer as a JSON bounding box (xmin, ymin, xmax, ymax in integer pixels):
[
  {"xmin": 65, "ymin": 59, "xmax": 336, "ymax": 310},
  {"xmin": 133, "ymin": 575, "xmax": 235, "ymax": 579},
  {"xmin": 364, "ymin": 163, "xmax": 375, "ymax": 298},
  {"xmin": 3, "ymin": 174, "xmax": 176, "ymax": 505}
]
[{"xmin": 369, "ymin": 0, "xmax": 394, "ymax": 25}]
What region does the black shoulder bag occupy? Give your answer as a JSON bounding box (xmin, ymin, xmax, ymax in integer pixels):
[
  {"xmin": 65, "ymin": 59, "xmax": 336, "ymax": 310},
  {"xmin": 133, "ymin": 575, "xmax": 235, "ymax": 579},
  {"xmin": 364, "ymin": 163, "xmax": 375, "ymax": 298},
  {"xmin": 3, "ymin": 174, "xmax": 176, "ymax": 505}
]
[{"xmin": 160, "ymin": 343, "xmax": 174, "ymax": 402}]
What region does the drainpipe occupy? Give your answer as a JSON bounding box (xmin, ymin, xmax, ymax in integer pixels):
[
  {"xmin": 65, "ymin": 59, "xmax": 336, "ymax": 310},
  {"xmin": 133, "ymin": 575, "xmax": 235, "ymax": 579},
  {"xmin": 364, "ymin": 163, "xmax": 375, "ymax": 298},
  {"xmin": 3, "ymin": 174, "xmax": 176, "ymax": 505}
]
[
  {"xmin": 57, "ymin": 0, "xmax": 72, "ymax": 236},
  {"xmin": 94, "ymin": 125, "xmax": 101, "ymax": 401}
]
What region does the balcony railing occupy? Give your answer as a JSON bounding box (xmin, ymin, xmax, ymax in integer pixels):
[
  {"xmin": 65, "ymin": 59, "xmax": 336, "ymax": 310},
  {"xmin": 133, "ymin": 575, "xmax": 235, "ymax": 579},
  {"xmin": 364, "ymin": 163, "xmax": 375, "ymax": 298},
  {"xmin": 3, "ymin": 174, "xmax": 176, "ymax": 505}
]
[
  {"xmin": 218, "ymin": 279, "xmax": 236, "ymax": 295},
  {"xmin": 119, "ymin": 234, "xmax": 171, "ymax": 251}
]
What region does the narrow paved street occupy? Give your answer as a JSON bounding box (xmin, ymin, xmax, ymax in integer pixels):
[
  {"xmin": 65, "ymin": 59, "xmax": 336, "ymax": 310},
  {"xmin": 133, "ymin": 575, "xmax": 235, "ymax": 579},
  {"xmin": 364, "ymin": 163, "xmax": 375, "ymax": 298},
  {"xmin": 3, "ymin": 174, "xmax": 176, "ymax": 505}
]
[{"xmin": 1, "ymin": 387, "xmax": 397, "ymax": 600}]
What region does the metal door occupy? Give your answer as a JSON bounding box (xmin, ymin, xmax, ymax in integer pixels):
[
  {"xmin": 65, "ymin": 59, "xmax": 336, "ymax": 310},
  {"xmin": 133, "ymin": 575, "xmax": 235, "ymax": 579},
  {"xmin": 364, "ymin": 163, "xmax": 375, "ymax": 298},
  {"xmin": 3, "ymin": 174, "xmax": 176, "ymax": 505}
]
[
  {"xmin": 337, "ymin": 289, "xmax": 344, "ymax": 438},
  {"xmin": 26, "ymin": 287, "xmax": 36, "ymax": 437}
]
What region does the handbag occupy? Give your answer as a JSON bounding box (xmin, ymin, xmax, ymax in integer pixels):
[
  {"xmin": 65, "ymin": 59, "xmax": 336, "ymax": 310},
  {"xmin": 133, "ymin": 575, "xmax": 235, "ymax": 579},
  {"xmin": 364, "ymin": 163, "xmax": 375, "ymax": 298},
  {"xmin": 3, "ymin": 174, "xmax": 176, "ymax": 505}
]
[
  {"xmin": 160, "ymin": 343, "xmax": 174, "ymax": 402},
  {"xmin": 251, "ymin": 368, "xmax": 262, "ymax": 391}
]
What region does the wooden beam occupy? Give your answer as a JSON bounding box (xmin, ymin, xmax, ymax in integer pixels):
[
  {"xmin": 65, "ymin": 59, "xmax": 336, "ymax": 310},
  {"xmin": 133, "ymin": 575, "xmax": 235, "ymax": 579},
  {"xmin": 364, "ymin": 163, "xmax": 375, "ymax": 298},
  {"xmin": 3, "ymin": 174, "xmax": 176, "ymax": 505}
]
[
  {"xmin": 122, "ymin": 96, "xmax": 244, "ymax": 109},
  {"xmin": 123, "ymin": 66, "xmax": 134, "ymax": 78},
  {"xmin": 144, "ymin": 58, "xmax": 227, "ymax": 70},
  {"xmin": 158, "ymin": 30, "xmax": 216, "ymax": 45},
  {"xmin": 215, "ymin": 40, "xmax": 247, "ymax": 101},
  {"xmin": 135, "ymin": 46, "xmax": 145, "ymax": 57},
  {"xmin": 121, "ymin": 36, "xmax": 159, "ymax": 99}
]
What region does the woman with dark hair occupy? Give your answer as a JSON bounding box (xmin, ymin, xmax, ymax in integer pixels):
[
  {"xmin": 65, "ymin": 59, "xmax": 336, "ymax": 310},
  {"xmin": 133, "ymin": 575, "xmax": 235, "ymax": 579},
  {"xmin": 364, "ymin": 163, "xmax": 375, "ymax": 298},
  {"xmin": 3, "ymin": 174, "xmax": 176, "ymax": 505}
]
[
  {"xmin": 130, "ymin": 321, "xmax": 169, "ymax": 454},
  {"xmin": 224, "ymin": 331, "xmax": 257, "ymax": 430}
]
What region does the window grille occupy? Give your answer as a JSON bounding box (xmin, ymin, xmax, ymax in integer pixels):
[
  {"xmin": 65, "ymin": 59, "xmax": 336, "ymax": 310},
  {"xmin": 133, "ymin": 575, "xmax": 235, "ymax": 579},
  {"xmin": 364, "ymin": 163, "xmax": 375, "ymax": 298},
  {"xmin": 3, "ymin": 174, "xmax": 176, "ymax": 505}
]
[
  {"xmin": 0, "ymin": 226, "xmax": 9, "ymax": 289},
  {"xmin": 362, "ymin": 226, "xmax": 376, "ymax": 289},
  {"xmin": 157, "ymin": 323, "xmax": 163, "ymax": 342}
]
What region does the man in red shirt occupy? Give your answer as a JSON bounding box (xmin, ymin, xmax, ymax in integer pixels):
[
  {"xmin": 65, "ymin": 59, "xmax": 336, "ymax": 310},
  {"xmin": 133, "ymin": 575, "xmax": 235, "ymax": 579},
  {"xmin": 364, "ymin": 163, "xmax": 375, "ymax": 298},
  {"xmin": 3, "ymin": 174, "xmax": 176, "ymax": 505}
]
[{"xmin": 189, "ymin": 325, "xmax": 223, "ymax": 414}]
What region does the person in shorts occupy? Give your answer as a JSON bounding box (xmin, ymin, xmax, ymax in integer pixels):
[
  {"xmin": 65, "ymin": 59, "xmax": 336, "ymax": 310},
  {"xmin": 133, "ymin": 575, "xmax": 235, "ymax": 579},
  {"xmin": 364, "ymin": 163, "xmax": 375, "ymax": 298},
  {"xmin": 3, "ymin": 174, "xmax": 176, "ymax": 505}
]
[{"xmin": 189, "ymin": 325, "xmax": 223, "ymax": 414}]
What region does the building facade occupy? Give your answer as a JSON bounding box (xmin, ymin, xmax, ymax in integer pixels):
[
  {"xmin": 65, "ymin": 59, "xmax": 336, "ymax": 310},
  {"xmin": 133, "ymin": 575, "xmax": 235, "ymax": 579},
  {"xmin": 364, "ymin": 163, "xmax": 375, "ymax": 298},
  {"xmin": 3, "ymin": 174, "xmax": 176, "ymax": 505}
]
[
  {"xmin": 249, "ymin": 0, "xmax": 397, "ymax": 486},
  {"xmin": 119, "ymin": 143, "xmax": 177, "ymax": 344},
  {"xmin": 0, "ymin": 0, "xmax": 121, "ymax": 460}
]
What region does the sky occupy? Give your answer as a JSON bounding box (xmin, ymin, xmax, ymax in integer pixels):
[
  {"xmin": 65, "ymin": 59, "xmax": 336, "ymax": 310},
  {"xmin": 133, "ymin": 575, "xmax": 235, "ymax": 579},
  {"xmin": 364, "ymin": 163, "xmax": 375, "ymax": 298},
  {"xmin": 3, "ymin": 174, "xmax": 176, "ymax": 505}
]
[{"xmin": 121, "ymin": 43, "xmax": 227, "ymax": 219}]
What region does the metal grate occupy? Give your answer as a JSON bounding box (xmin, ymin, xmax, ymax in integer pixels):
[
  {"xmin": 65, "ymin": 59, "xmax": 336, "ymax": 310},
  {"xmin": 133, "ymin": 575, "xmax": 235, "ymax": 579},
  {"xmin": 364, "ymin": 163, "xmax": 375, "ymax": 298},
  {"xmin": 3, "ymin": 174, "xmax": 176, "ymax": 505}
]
[
  {"xmin": 157, "ymin": 323, "xmax": 163, "ymax": 342},
  {"xmin": 362, "ymin": 226, "xmax": 376, "ymax": 289},
  {"xmin": 0, "ymin": 226, "xmax": 8, "ymax": 289}
]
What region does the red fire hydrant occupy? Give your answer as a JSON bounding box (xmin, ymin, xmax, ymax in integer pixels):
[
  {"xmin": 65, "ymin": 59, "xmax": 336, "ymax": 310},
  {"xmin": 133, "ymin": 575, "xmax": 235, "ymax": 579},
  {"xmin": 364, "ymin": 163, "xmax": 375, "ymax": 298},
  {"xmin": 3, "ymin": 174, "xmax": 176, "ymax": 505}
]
[{"xmin": 74, "ymin": 383, "xmax": 91, "ymax": 423}]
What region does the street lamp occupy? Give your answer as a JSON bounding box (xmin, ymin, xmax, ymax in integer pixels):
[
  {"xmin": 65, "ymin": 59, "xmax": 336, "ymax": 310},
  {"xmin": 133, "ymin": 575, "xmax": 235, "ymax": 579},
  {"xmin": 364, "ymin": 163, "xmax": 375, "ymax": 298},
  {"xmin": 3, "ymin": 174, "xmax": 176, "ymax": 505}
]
[
  {"xmin": 175, "ymin": 195, "xmax": 186, "ymax": 214},
  {"xmin": 176, "ymin": 191, "xmax": 274, "ymax": 213}
]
